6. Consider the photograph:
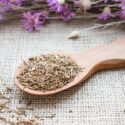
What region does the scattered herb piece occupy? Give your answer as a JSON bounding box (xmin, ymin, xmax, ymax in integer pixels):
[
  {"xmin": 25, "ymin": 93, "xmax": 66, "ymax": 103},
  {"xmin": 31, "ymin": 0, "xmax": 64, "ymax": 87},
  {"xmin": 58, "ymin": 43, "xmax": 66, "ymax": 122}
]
[
  {"xmin": 0, "ymin": 102, "xmax": 9, "ymax": 110},
  {"xmin": 26, "ymin": 100, "xmax": 32, "ymax": 106},
  {"xmin": 0, "ymin": 85, "xmax": 42, "ymax": 125},
  {"xmin": 16, "ymin": 107, "xmax": 34, "ymax": 111},
  {"xmin": 69, "ymin": 110, "xmax": 73, "ymax": 113},
  {"xmin": 15, "ymin": 109, "xmax": 26, "ymax": 116},
  {"xmin": 123, "ymin": 107, "xmax": 125, "ymax": 114},
  {"xmin": 19, "ymin": 99, "xmax": 22, "ymax": 104},
  {"xmin": 44, "ymin": 114, "xmax": 56, "ymax": 119},
  {"xmin": 0, "ymin": 92, "xmax": 10, "ymax": 100},
  {"xmin": 0, "ymin": 116, "xmax": 41, "ymax": 125},
  {"xmin": 0, "ymin": 116, "xmax": 14, "ymax": 125},
  {"xmin": 5, "ymin": 87, "xmax": 12, "ymax": 92}
]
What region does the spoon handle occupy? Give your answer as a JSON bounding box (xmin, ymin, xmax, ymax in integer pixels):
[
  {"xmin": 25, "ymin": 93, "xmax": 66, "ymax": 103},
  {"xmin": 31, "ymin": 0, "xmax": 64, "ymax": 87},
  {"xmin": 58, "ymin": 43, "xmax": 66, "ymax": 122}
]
[{"xmin": 92, "ymin": 38, "xmax": 125, "ymax": 70}]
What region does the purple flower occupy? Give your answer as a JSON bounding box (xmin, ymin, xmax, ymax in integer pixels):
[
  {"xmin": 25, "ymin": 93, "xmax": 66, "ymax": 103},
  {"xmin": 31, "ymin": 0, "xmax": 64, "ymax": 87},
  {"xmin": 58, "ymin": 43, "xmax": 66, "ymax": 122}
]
[
  {"xmin": 119, "ymin": 0, "xmax": 125, "ymax": 9},
  {"xmin": 0, "ymin": 5, "xmax": 11, "ymax": 21},
  {"xmin": 22, "ymin": 11, "xmax": 48, "ymax": 32},
  {"xmin": 0, "ymin": 0, "xmax": 23, "ymax": 6},
  {"xmin": 0, "ymin": 14, "xmax": 4, "ymax": 20},
  {"xmin": 47, "ymin": 0, "xmax": 63, "ymax": 13},
  {"xmin": 118, "ymin": 9, "xmax": 125, "ymax": 19},
  {"xmin": 47, "ymin": 0, "xmax": 75, "ymax": 21},
  {"xmin": 61, "ymin": 5, "xmax": 75, "ymax": 22},
  {"xmin": 0, "ymin": 5, "xmax": 10, "ymax": 12},
  {"xmin": 98, "ymin": 7, "xmax": 113, "ymax": 21}
]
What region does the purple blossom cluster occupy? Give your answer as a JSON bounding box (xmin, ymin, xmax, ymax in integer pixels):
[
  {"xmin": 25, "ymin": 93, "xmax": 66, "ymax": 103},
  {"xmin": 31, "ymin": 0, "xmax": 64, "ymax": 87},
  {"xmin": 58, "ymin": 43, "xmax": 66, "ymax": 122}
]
[
  {"xmin": 47, "ymin": 0, "xmax": 75, "ymax": 21},
  {"xmin": 23, "ymin": 11, "xmax": 48, "ymax": 32},
  {"xmin": 119, "ymin": 0, "xmax": 125, "ymax": 19},
  {"xmin": 0, "ymin": 0, "xmax": 125, "ymax": 32},
  {"xmin": 97, "ymin": 0, "xmax": 125, "ymax": 21},
  {"xmin": 0, "ymin": 0, "xmax": 23, "ymax": 6}
]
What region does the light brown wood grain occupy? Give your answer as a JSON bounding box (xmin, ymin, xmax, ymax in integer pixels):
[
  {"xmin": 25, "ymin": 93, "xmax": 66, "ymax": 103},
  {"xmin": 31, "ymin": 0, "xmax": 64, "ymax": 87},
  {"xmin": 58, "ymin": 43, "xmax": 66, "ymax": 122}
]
[{"xmin": 14, "ymin": 38, "xmax": 125, "ymax": 96}]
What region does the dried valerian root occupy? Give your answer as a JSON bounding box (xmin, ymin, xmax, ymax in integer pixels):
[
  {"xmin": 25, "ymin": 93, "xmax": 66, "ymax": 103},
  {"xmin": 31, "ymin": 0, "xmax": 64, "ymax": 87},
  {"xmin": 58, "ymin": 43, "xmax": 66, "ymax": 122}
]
[
  {"xmin": 16, "ymin": 107, "xmax": 34, "ymax": 111},
  {"xmin": 0, "ymin": 104, "xmax": 42, "ymax": 125},
  {"xmin": 15, "ymin": 117, "xmax": 41, "ymax": 125},
  {"xmin": 17, "ymin": 54, "xmax": 83, "ymax": 91},
  {"xmin": 69, "ymin": 110, "xmax": 73, "ymax": 113},
  {"xmin": 0, "ymin": 116, "xmax": 14, "ymax": 125},
  {"xmin": 0, "ymin": 82, "xmax": 42, "ymax": 125},
  {"xmin": 15, "ymin": 107, "xmax": 34, "ymax": 116},
  {"xmin": 0, "ymin": 102, "xmax": 9, "ymax": 110},
  {"xmin": 0, "ymin": 92, "xmax": 10, "ymax": 100},
  {"xmin": 0, "ymin": 116, "xmax": 41, "ymax": 125},
  {"xmin": 2, "ymin": 86, "xmax": 12, "ymax": 94},
  {"xmin": 5, "ymin": 87, "xmax": 13, "ymax": 93},
  {"xmin": 15, "ymin": 109, "xmax": 26, "ymax": 116},
  {"xmin": 44, "ymin": 114, "xmax": 56, "ymax": 119},
  {"xmin": 0, "ymin": 91, "xmax": 11, "ymax": 111}
]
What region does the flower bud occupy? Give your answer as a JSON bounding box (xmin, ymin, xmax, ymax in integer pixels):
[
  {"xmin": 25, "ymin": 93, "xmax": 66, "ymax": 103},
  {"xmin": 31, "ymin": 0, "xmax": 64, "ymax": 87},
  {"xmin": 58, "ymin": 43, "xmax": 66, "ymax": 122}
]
[
  {"xmin": 103, "ymin": 7, "xmax": 111, "ymax": 13},
  {"xmin": 81, "ymin": 0, "xmax": 91, "ymax": 10}
]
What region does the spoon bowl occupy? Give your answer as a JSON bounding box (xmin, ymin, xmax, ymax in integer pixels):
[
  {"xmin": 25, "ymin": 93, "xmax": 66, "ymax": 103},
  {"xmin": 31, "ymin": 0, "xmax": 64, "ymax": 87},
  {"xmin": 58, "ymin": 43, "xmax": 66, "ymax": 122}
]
[{"xmin": 14, "ymin": 38, "xmax": 125, "ymax": 95}]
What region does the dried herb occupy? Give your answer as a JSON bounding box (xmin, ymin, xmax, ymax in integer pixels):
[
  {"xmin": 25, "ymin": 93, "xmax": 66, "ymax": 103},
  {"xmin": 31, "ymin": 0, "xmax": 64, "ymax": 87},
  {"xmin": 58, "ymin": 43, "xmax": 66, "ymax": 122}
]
[
  {"xmin": 26, "ymin": 100, "xmax": 32, "ymax": 106},
  {"xmin": 0, "ymin": 116, "xmax": 41, "ymax": 125},
  {"xmin": 0, "ymin": 80, "xmax": 42, "ymax": 125},
  {"xmin": 0, "ymin": 92, "xmax": 10, "ymax": 100},
  {"xmin": 0, "ymin": 102, "xmax": 9, "ymax": 110},
  {"xmin": 44, "ymin": 114, "xmax": 56, "ymax": 119},
  {"xmin": 17, "ymin": 54, "xmax": 82, "ymax": 91},
  {"xmin": 5, "ymin": 87, "xmax": 12, "ymax": 93},
  {"xmin": 0, "ymin": 116, "xmax": 14, "ymax": 125},
  {"xmin": 69, "ymin": 110, "xmax": 73, "ymax": 113}
]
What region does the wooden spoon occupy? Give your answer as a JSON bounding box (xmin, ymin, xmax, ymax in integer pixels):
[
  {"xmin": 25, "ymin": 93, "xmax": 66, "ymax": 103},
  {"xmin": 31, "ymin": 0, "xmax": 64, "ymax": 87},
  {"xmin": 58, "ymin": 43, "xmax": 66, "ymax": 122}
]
[{"xmin": 14, "ymin": 38, "xmax": 125, "ymax": 96}]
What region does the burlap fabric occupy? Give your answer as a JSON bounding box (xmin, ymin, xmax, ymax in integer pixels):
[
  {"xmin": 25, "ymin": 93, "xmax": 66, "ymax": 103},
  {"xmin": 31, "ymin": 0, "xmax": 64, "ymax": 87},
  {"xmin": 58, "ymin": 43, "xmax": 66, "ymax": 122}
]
[{"xmin": 0, "ymin": 20, "xmax": 125, "ymax": 125}]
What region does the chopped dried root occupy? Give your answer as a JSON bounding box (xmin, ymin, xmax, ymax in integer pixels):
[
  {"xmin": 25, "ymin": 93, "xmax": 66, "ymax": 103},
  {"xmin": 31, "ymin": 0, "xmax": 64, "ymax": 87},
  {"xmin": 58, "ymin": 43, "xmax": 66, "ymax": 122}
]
[
  {"xmin": 17, "ymin": 54, "xmax": 82, "ymax": 91},
  {"xmin": 0, "ymin": 92, "xmax": 10, "ymax": 100}
]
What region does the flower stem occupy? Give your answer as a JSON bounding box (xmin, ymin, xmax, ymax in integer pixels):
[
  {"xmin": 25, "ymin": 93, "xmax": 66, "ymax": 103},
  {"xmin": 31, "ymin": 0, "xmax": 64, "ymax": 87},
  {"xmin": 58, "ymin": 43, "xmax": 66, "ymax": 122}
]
[{"xmin": 79, "ymin": 20, "xmax": 125, "ymax": 32}]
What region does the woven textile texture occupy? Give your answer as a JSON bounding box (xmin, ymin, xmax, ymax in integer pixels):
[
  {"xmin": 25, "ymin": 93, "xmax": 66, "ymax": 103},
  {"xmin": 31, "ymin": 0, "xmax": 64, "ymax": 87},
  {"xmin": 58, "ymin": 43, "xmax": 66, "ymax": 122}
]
[{"xmin": 0, "ymin": 20, "xmax": 125, "ymax": 125}]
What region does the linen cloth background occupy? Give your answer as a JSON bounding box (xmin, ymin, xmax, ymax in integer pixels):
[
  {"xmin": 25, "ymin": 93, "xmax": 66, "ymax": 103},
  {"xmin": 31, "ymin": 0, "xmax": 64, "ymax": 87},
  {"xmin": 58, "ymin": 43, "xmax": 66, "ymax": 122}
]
[{"xmin": 0, "ymin": 19, "xmax": 125, "ymax": 125}]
